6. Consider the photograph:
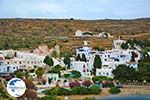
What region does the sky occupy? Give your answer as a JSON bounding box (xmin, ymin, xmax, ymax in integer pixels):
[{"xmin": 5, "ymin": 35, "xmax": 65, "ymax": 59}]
[{"xmin": 0, "ymin": 0, "xmax": 150, "ymax": 19}]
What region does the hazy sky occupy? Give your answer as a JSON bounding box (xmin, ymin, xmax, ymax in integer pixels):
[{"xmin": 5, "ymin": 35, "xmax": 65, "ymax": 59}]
[{"xmin": 0, "ymin": 0, "xmax": 150, "ymax": 19}]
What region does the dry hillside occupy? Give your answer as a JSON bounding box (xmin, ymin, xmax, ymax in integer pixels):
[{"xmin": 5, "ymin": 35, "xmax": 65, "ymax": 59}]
[{"xmin": 0, "ymin": 18, "xmax": 150, "ymax": 51}]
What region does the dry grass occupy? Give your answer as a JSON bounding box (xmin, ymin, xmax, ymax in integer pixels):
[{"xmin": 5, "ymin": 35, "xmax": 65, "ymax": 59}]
[{"xmin": 0, "ymin": 18, "xmax": 150, "ymax": 51}]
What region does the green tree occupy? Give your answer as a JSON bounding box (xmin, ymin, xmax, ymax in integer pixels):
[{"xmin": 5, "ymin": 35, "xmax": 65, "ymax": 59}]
[
  {"xmin": 93, "ymin": 55, "xmax": 102, "ymax": 75},
  {"xmin": 138, "ymin": 59, "xmax": 150, "ymax": 82},
  {"xmin": 112, "ymin": 64, "xmax": 138, "ymax": 82},
  {"xmin": 35, "ymin": 67, "xmax": 45, "ymax": 78},
  {"xmin": 44, "ymin": 56, "xmax": 54, "ymax": 66},
  {"xmin": 121, "ymin": 42, "xmax": 129, "ymax": 49},
  {"xmin": 92, "ymin": 76, "xmax": 109, "ymax": 83},
  {"xmin": 48, "ymin": 65, "xmax": 64, "ymax": 77},
  {"xmin": 127, "ymin": 39, "xmax": 135, "ymax": 48},
  {"xmin": 63, "ymin": 56, "xmax": 71, "ymax": 67},
  {"xmin": 51, "ymin": 50, "xmax": 59, "ymax": 58},
  {"xmin": 14, "ymin": 70, "xmax": 29, "ymax": 78},
  {"xmin": 109, "ymin": 87, "xmax": 121, "ymax": 94}
]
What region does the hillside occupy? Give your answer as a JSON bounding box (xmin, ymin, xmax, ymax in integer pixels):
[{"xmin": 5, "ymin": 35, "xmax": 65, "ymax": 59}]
[{"xmin": 0, "ymin": 18, "xmax": 150, "ymax": 52}]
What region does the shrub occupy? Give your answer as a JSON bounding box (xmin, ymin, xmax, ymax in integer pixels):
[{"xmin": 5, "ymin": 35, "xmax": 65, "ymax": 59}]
[
  {"xmin": 26, "ymin": 90, "xmax": 37, "ymax": 100},
  {"xmin": 71, "ymin": 86, "xmax": 90, "ymax": 95},
  {"xmin": 69, "ymin": 81, "xmax": 81, "ymax": 88},
  {"xmin": 89, "ymin": 85, "xmax": 102, "ymax": 94},
  {"xmin": 82, "ymin": 80, "xmax": 92, "ymax": 87},
  {"xmin": 102, "ymin": 80, "xmax": 114, "ymax": 88},
  {"xmin": 57, "ymin": 88, "xmax": 71, "ymax": 96},
  {"xmin": 44, "ymin": 88, "xmax": 58, "ymax": 95},
  {"xmin": 64, "ymin": 74, "xmax": 70, "ymax": 78},
  {"xmin": 92, "ymin": 76, "xmax": 108, "ymax": 83},
  {"xmin": 109, "ymin": 87, "xmax": 121, "ymax": 94},
  {"xmin": 44, "ymin": 86, "xmax": 102, "ymax": 96}
]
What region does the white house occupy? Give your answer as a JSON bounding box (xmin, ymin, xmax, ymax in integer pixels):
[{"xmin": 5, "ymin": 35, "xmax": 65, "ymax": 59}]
[
  {"xmin": 96, "ymin": 67, "xmax": 113, "ymax": 78},
  {"xmin": 0, "ymin": 61, "xmax": 20, "ymax": 74},
  {"xmin": 113, "ymin": 38, "xmax": 126, "ymax": 49},
  {"xmin": 98, "ymin": 32, "xmax": 112, "ymax": 38},
  {"xmin": 75, "ymin": 30, "xmax": 93, "ymax": 37},
  {"xmin": 0, "ymin": 50, "xmax": 15, "ymax": 58},
  {"xmin": 75, "ymin": 30, "xmax": 82, "ymax": 37},
  {"xmin": 44, "ymin": 73, "xmax": 59, "ymax": 85},
  {"xmin": 74, "ymin": 39, "xmax": 141, "ymax": 78},
  {"xmin": 76, "ymin": 41, "xmax": 93, "ymax": 60},
  {"xmin": 71, "ymin": 61, "xmax": 91, "ymax": 77},
  {"xmin": 4, "ymin": 51, "xmax": 46, "ymax": 69}
]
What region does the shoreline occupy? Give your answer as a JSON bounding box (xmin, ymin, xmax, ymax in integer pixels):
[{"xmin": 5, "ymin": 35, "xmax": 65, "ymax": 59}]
[{"xmin": 59, "ymin": 85, "xmax": 150, "ymax": 100}]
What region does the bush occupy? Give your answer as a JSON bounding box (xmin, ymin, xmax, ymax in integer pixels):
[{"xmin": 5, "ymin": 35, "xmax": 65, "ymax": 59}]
[
  {"xmin": 89, "ymin": 85, "xmax": 102, "ymax": 94},
  {"xmin": 109, "ymin": 87, "xmax": 121, "ymax": 94},
  {"xmin": 69, "ymin": 81, "xmax": 81, "ymax": 88},
  {"xmin": 92, "ymin": 76, "xmax": 108, "ymax": 83},
  {"xmin": 44, "ymin": 86, "xmax": 102, "ymax": 96},
  {"xmin": 44, "ymin": 87, "xmax": 71, "ymax": 96},
  {"xmin": 102, "ymin": 80, "xmax": 114, "ymax": 88},
  {"xmin": 82, "ymin": 80, "xmax": 92, "ymax": 87},
  {"xmin": 44, "ymin": 88, "xmax": 58, "ymax": 95},
  {"xmin": 64, "ymin": 74, "xmax": 70, "ymax": 78},
  {"xmin": 71, "ymin": 86, "xmax": 90, "ymax": 95},
  {"xmin": 57, "ymin": 88, "xmax": 71, "ymax": 96}
]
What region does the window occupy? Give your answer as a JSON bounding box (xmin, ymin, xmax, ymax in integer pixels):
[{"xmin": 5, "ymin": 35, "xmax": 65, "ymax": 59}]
[
  {"xmin": 54, "ymin": 77, "xmax": 56, "ymax": 81},
  {"xmin": 83, "ymin": 65, "xmax": 85, "ymax": 68},
  {"xmin": 106, "ymin": 73, "xmax": 109, "ymax": 75}
]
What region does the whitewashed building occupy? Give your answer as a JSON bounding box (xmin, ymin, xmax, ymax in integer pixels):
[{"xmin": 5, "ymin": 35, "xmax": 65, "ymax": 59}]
[
  {"xmin": 44, "ymin": 73, "xmax": 59, "ymax": 85},
  {"xmin": 3, "ymin": 51, "xmax": 46, "ymax": 70},
  {"xmin": 98, "ymin": 32, "xmax": 112, "ymax": 38},
  {"xmin": 74, "ymin": 39, "xmax": 141, "ymax": 78},
  {"xmin": 113, "ymin": 38, "xmax": 126, "ymax": 49},
  {"xmin": 75, "ymin": 30, "xmax": 82, "ymax": 37},
  {"xmin": 71, "ymin": 61, "xmax": 91, "ymax": 77},
  {"xmin": 0, "ymin": 61, "xmax": 20, "ymax": 74},
  {"xmin": 76, "ymin": 41, "xmax": 93, "ymax": 60}
]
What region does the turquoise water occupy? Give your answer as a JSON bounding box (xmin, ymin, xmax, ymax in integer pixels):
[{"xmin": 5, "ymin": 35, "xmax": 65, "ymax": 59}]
[{"xmin": 100, "ymin": 95, "xmax": 150, "ymax": 100}]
